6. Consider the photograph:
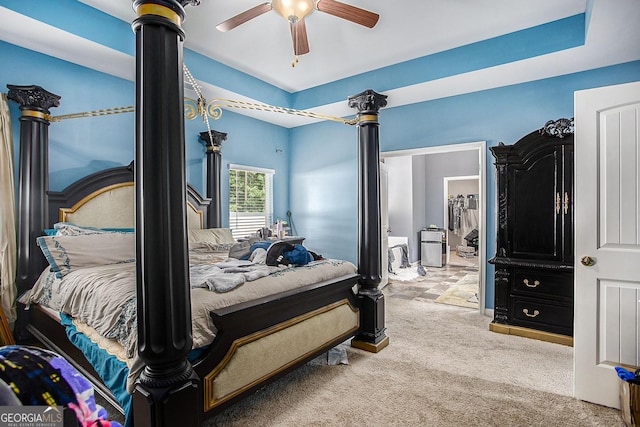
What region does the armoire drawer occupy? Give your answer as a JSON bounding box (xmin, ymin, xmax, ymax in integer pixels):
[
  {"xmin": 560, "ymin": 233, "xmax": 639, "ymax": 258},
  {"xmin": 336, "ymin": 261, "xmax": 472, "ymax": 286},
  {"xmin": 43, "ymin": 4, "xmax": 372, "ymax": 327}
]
[
  {"xmin": 512, "ymin": 269, "xmax": 573, "ymax": 299},
  {"xmin": 511, "ymin": 297, "xmax": 573, "ymax": 335}
]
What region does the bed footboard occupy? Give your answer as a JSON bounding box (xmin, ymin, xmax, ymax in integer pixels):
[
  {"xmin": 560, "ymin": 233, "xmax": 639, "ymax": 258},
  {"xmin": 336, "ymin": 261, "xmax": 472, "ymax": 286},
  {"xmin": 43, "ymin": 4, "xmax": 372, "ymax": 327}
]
[
  {"xmin": 204, "ymin": 298, "xmax": 358, "ymax": 410},
  {"xmin": 196, "ymin": 274, "xmax": 361, "ymax": 416}
]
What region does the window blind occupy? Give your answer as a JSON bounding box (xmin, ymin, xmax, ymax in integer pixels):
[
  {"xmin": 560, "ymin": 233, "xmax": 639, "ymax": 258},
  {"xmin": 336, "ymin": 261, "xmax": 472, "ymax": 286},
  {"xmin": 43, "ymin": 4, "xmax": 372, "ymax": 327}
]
[{"xmin": 229, "ymin": 165, "xmax": 274, "ymax": 239}]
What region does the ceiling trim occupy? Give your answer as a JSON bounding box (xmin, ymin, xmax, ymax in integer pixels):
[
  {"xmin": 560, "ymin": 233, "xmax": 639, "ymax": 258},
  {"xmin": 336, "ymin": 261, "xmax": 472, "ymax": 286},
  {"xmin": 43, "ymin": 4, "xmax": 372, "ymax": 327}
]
[{"xmin": 2, "ymin": 2, "xmax": 639, "ymax": 129}]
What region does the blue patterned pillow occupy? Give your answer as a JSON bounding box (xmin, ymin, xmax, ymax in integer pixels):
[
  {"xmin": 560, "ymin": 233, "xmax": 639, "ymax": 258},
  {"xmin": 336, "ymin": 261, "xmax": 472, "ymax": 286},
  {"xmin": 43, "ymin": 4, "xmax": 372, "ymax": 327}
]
[{"xmin": 37, "ymin": 233, "xmax": 135, "ymax": 278}]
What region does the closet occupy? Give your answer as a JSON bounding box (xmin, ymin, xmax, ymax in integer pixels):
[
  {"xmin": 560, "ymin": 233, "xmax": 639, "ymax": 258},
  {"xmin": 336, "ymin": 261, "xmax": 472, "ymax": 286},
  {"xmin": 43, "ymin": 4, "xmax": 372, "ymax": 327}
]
[
  {"xmin": 489, "ymin": 118, "xmax": 574, "ymax": 340},
  {"xmin": 444, "ymin": 177, "xmax": 479, "ymax": 264},
  {"xmin": 448, "ymin": 194, "xmax": 478, "ymax": 244}
]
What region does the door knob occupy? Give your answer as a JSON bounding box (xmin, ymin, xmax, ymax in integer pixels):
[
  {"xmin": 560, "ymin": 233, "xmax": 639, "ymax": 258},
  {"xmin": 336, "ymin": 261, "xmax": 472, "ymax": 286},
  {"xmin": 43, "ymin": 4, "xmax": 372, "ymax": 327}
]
[{"xmin": 580, "ymin": 256, "xmax": 596, "ymax": 267}]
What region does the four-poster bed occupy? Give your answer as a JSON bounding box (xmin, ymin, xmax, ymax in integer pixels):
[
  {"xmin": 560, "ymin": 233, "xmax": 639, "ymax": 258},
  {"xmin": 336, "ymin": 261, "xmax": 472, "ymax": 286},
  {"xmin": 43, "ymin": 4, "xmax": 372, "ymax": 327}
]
[
  {"xmin": 19, "ymin": 162, "xmax": 362, "ymax": 421},
  {"xmin": 7, "ymin": 1, "xmax": 388, "ymax": 425}
]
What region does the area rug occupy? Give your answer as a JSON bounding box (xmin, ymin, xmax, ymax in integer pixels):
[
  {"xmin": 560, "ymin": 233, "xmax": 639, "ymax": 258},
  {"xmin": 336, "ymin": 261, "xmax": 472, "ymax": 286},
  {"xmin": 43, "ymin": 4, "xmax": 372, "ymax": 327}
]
[
  {"xmin": 388, "ymin": 264, "xmax": 423, "ymax": 282},
  {"xmin": 434, "ymin": 272, "xmax": 479, "ymax": 308}
]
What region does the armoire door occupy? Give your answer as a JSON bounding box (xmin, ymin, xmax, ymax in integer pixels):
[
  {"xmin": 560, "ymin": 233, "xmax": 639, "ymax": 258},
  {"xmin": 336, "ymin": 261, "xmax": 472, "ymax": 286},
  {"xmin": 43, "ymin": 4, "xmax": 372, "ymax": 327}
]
[
  {"xmin": 561, "ymin": 144, "xmax": 574, "ymax": 264},
  {"xmin": 509, "ymin": 147, "xmax": 566, "ymax": 262}
]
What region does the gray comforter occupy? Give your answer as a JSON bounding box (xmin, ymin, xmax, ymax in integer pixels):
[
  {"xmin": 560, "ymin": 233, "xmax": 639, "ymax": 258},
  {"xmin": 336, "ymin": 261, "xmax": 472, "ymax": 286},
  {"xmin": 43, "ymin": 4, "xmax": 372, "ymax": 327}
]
[{"xmin": 20, "ymin": 256, "xmax": 357, "ymax": 392}]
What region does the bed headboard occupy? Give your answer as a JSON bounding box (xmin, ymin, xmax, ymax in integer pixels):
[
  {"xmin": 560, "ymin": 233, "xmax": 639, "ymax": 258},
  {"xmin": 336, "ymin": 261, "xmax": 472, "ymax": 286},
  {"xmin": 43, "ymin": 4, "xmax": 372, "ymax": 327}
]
[{"xmin": 47, "ymin": 162, "xmax": 210, "ymax": 230}]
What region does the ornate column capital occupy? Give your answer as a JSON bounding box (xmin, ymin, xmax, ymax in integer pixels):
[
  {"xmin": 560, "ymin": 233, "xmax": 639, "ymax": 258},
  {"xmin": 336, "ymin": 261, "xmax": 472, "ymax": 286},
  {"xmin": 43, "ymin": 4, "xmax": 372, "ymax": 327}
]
[
  {"xmin": 132, "ymin": 0, "xmax": 198, "ymax": 37},
  {"xmin": 348, "ymin": 89, "xmax": 387, "ymax": 115},
  {"xmin": 6, "ymin": 85, "xmax": 60, "ymax": 118},
  {"xmin": 199, "ymin": 130, "xmax": 227, "ymax": 153}
]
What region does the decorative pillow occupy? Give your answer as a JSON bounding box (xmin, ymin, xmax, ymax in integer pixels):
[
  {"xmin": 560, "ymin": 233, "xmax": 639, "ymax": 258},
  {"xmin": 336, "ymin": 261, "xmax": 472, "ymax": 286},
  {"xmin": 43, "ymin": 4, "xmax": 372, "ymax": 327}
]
[
  {"xmin": 188, "ymin": 228, "xmax": 235, "ymax": 244},
  {"xmin": 188, "ymin": 241, "xmax": 235, "ymax": 252},
  {"xmin": 36, "ymin": 233, "xmax": 135, "ymax": 278},
  {"xmin": 53, "ymin": 222, "xmax": 134, "ymax": 236}
]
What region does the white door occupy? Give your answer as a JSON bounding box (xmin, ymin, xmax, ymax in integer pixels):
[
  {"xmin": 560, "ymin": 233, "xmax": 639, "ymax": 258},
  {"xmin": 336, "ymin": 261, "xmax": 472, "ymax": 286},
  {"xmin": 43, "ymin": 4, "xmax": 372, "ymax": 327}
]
[{"xmin": 574, "ymin": 81, "xmax": 640, "ymax": 408}]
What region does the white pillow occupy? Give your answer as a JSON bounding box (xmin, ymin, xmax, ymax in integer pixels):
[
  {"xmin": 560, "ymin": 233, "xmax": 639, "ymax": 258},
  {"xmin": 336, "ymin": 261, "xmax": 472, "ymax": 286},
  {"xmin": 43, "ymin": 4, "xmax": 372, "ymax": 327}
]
[
  {"xmin": 37, "ymin": 233, "xmax": 135, "ymax": 278},
  {"xmin": 188, "ymin": 228, "xmax": 235, "ymax": 244}
]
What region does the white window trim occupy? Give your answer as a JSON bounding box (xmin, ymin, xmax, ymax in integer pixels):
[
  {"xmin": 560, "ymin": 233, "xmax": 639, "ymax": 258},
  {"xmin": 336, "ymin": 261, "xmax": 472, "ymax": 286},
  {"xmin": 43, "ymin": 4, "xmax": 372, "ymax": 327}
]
[
  {"xmin": 228, "ymin": 164, "xmax": 275, "ymax": 239},
  {"xmin": 228, "ymin": 163, "xmax": 275, "ymax": 175}
]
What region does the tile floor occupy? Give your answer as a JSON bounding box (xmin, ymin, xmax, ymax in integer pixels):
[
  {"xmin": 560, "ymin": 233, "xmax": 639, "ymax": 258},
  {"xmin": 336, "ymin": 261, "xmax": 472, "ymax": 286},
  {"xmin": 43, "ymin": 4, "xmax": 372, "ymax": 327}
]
[{"xmin": 385, "ymin": 259, "xmax": 480, "ymax": 309}]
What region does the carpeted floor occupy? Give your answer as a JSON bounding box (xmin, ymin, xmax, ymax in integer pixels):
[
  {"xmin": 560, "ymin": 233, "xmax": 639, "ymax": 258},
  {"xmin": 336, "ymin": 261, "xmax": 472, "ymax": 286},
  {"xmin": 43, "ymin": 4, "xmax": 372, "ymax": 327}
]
[
  {"xmin": 202, "ymin": 293, "xmax": 624, "ymax": 426},
  {"xmin": 95, "ymin": 286, "xmax": 624, "ymax": 426}
]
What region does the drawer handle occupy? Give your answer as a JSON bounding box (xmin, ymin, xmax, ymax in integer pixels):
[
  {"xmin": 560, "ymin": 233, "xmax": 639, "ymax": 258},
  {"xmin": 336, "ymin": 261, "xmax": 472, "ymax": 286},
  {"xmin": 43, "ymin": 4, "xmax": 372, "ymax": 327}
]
[
  {"xmin": 523, "ymin": 309, "xmax": 540, "ymax": 318},
  {"xmin": 523, "ymin": 279, "xmax": 540, "ymax": 288}
]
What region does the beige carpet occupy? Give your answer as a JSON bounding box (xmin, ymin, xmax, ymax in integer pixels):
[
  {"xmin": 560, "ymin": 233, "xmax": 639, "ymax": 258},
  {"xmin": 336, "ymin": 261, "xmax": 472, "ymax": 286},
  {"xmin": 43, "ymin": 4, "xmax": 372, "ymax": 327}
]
[{"xmin": 203, "ymin": 294, "xmax": 624, "ymax": 426}]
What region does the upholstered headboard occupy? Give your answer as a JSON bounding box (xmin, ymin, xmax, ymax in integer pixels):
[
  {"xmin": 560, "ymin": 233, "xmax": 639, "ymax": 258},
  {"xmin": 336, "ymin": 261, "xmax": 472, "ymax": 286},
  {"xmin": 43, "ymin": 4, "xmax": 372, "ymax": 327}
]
[
  {"xmin": 58, "ymin": 182, "xmax": 135, "ymax": 228},
  {"xmin": 48, "ymin": 164, "xmax": 210, "ymax": 230}
]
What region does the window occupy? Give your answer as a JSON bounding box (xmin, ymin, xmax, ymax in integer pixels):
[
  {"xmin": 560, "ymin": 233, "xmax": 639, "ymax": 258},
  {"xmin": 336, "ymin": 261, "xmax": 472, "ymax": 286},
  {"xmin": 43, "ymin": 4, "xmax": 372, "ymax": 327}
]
[{"xmin": 228, "ymin": 164, "xmax": 274, "ymax": 239}]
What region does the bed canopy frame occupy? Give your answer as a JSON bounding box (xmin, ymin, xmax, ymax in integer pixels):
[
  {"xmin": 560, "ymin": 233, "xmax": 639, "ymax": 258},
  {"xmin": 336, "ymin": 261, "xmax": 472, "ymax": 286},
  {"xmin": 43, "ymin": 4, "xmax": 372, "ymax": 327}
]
[{"xmin": 7, "ymin": 1, "xmax": 388, "ymax": 425}]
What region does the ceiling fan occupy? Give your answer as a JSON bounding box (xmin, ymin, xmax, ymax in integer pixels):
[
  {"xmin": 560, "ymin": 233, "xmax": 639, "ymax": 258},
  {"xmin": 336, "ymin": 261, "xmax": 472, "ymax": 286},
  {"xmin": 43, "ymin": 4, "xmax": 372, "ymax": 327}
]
[{"xmin": 216, "ymin": 0, "xmax": 379, "ymax": 57}]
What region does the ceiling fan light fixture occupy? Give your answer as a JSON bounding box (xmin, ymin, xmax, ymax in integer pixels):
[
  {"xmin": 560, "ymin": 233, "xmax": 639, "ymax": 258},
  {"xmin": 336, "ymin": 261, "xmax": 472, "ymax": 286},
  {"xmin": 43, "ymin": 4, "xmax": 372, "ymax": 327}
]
[{"xmin": 272, "ymin": 0, "xmax": 315, "ymax": 23}]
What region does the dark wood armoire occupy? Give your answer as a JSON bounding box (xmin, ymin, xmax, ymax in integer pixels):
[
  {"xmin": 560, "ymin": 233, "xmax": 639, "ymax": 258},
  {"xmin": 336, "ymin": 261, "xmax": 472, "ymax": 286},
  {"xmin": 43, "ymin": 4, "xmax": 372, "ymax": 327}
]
[{"xmin": 489, "ymin": 118, "xmax": 574, "ymax": 342}]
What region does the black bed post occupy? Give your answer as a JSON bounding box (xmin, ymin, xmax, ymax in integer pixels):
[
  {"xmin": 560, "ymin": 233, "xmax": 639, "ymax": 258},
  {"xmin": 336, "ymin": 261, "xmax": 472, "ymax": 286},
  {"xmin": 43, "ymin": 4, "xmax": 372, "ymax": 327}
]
[
  {"xmin": 199, "ymin": 130, "xmax": 227, "ymax": 228},
  {"xmin": 131, "ymin": 1, "xmax": 200, "ymax": 426},
  {"xmin": 7, "ymin": 85, "xmax": 60, "ymax": 342},
  {"xmin": 348, "ymin": 89, "xmax": 390, "ymax": 353}
]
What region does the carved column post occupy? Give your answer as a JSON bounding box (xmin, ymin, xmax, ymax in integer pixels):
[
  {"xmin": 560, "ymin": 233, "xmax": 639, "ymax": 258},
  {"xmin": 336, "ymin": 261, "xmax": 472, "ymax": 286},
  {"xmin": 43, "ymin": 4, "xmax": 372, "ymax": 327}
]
[
  {"xmin": 7, "ymin": 85, "xmax": 60, "ymax": 342},
  {"xmin": 348, "ymin": 89, "xmax": 389, "ymax": 353},
  {"xmin": 492, "ymin": 151, "xmax": 511, "ymax": 258},
  {"xmin": 488, "ymin": 144, "xmax": 512, "ymax": 326},
  {"xmin": 199, "ymin": 130, "xmax": 227, "ymax": 228},
  {"xmin": 493, "ymin": 268, "xmax": 510, "ymax": 324},
  {"xmin": 131, "ymin": 1, "xmax": 200, "ymax": 425}
]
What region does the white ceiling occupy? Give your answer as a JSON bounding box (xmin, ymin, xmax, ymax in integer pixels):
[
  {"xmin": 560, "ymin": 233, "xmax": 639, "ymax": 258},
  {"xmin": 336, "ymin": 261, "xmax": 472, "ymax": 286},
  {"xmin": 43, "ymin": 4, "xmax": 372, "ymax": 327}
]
[
  {"xmin": 80, "ymin": 0, "xmax": 590, "ymax": 92},
  {"xmin": 2, "ymin": 1, "xmax": 639, "ymax": 127}
]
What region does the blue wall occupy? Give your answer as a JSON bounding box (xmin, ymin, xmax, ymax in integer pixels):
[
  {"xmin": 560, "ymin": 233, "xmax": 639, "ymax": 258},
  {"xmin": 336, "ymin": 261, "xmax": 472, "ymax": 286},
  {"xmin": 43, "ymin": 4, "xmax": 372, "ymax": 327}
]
[
  {"xmin": 197, "ymin": 109, "xmax": 291, "ymax": 226},
  {"xmin": 0, "ymin": 40, "xmax": 134, "ymax": 192},
  {"xmin": 289, "ymin": 60, "xmax": 640, "ymax": 308},
  {"xmin": 2, "ymin": 24, "xmax": 639, "ymax": 309},
  {"xmin": 1, "ymin": 40, "xmax": 291, "ymax": 226}
]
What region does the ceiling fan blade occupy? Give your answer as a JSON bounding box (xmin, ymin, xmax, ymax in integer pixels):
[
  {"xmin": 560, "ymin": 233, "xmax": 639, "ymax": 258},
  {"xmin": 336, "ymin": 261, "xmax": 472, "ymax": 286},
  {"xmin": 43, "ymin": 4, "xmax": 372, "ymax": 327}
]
[
  {"xmin": 216, "ymin": 3, "xmax": 272, "ymax": 32},
  {"xmin": 290, "ymin": 19, "xmax": 310, "ymax": 55},
  {"xmin": 316, "ymin": 0, "xmax": 379, "ymax": 28}
]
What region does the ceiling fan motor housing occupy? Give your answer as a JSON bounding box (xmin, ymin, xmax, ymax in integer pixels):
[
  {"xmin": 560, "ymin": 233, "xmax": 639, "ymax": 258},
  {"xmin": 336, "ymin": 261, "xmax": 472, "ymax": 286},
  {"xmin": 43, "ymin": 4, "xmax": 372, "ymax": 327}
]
[{"xmin": 272, "ymin": 0, "xmax": 315, "ymax": 22}]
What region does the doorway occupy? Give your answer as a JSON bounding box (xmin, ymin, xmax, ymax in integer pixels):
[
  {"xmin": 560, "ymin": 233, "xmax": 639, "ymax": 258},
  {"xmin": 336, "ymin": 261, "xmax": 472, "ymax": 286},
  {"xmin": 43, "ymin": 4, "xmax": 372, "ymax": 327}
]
[
  {"xmin": 381, "ymin": 141, "xmax": 487, "ymax": 314},
  {"xmin": 444, "ymin": 175, "xmax": 480, "ymax": 268}
]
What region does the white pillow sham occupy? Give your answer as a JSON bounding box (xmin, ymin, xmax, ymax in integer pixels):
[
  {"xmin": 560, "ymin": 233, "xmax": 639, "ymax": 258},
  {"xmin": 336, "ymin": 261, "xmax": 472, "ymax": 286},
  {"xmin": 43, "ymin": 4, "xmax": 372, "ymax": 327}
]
[
  {"xmin": 37, "ymin": 233, "xmax": 135, "ymax": 278},
  {"xmin": 187, "ymin": 228, "xmax": 235, "ymax": 244}
]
